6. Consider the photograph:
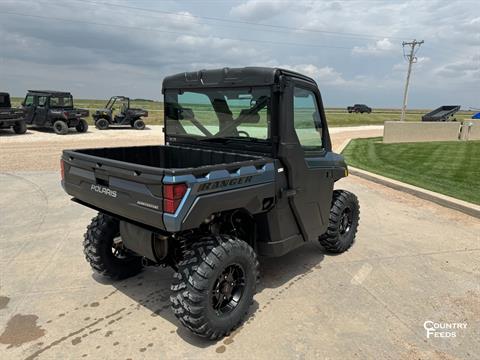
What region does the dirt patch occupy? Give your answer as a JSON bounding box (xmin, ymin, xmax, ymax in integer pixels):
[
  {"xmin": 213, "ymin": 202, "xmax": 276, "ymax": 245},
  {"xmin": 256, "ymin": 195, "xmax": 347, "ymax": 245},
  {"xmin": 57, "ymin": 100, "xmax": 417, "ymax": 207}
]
[{"xmin": 0, "ymin": 314, "xmax": 46, "ymax": 348}]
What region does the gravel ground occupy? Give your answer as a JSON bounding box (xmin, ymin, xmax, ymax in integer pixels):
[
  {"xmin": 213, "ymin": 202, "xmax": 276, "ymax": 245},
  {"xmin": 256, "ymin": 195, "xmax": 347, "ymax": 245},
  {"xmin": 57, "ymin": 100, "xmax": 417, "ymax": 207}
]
[{"xmin": 0, "ymin": 125, "xmax": 383, "ymax": 172}]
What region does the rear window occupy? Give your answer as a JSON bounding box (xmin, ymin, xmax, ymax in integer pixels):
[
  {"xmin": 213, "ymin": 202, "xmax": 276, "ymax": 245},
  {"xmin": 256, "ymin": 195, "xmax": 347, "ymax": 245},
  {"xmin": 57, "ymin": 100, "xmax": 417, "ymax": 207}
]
[{"xmin": 165, "ymin": 87, "xmax": 271, "ymax": 141}]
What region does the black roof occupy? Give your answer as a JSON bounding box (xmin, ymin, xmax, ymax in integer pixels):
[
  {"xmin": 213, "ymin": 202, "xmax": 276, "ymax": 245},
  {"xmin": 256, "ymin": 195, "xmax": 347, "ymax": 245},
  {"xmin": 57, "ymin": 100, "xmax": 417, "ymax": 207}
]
[
  {"xmin": 0, "ymin": 92, "xmax": 9, "ymax": 96},
  {"xmin": 162, "ymin": 67, "xmax": 317, "ymax": 90},
  {"xmin": 27, "ymin": 90, "xmax": 72, "ymax": 96}
]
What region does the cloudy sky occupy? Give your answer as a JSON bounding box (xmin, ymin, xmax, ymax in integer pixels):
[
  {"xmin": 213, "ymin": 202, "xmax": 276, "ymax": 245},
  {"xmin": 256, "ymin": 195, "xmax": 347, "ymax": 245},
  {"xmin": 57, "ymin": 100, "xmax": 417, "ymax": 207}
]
[{"xmin": 0, "ymin": 0, "xmax": 478, "ymax": 108}]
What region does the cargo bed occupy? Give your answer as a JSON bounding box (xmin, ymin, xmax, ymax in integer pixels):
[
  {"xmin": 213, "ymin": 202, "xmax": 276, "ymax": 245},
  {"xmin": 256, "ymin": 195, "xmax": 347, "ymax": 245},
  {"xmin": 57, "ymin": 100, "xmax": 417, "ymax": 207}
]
[
  {"xmin": 71, "ymin": 145, "xmax": 268, "ymax": 175},
  {"xmin": 61, "ymin": 145, "xmax": 273, "ymax": 230}
]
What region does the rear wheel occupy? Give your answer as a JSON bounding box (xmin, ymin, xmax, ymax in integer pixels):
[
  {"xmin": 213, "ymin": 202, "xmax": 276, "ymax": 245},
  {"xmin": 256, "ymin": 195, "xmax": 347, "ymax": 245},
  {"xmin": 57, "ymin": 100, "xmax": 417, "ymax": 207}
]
[
  {"xmin": 83, "ymin": 213, "xmax": 143, "ymax": 280},
  {"xmin": 13, "ymin": 121, "xmax": 27, "ymax": 134},
  {"xmin": 95, "ymin": 118, "xmax": 109, "ymax": 130},
  {"xmin": 133, "ymin": 119, "xmax": 145, "ymax": 130},
  {"xmin": 53, "ymin": 120, "xmax": 69, "ymax": 135},
  {"xmin": 170, "ymin": 235, "xmax": 259, "ymax": 340},
  {"xmin": 319, "ymin": 190, "xmax": 360, "ymax": 253},
  {"xmin": 75, "ymin": 118, "xmax": 88, "ymax": 133}
]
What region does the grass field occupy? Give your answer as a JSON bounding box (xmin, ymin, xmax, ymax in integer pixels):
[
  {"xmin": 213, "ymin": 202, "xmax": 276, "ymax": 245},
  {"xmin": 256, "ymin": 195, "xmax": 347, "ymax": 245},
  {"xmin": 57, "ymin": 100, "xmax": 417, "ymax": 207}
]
[
  {"xmin": 342, "ymin": 137, "xmax": 480, "ymax": 205},
  {"xmin": 11, "ymin": 97, "xmax": 475, "ymax": 128}
]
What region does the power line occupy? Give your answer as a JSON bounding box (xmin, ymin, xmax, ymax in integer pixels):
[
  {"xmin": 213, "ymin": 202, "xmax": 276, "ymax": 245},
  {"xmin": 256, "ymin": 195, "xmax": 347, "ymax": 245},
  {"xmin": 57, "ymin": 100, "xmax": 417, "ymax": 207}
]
[
  {"xmin": 0, "ymin": 11, "xmax": 355, "ymax": 50},
  {"xmin": 68, "ymin": 0, "xmax": 406, "ymax": 41},
  {"xmin": 400, "ymin": 39, "xmax": 424, "ymax": 121}
]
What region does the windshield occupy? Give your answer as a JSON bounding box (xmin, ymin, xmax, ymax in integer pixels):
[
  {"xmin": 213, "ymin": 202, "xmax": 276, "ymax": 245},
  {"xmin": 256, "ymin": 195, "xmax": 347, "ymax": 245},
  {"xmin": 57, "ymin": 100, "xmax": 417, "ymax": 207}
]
[
  {"xmin": 165, "ymin": 87, "xmax": 271, "ymax": 141},
  {"xmin": 50, "ymin": 96, "xmax": 73, "ymax": 108}
]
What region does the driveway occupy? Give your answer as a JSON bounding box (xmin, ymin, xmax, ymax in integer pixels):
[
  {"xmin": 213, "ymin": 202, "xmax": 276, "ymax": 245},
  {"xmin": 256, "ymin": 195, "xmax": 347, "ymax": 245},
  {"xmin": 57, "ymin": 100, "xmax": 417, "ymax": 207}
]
[{"xmin": 0, "ymin": 126, "xmax": 478, "ymax": 359}]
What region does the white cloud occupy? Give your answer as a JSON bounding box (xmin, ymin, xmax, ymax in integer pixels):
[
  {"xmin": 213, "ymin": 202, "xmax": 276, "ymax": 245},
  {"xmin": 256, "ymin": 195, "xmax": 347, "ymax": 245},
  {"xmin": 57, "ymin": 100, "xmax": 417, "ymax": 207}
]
[
  {"xmin": 278, "ymin": 64, "xmax": 347, "ymax": 86},
  {"xmin": 352, "ymin": 38, "xmax": 395, "ymax": 56},
  {"xmin": 230, "ymin": 0, "xmax": 284, "ymax": 21}
]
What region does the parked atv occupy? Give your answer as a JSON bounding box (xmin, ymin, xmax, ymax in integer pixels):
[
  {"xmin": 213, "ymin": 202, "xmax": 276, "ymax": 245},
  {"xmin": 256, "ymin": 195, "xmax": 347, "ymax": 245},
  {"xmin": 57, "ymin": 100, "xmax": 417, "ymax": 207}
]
[
  {"xmin": 61, "ymin": 67, "xmax": 360, "ymax": 340},
  {"xmin": 0, "ymin": 92, "xmax": 26, "ymax": 134},
  {"xmin": 22, "ymin": 90, "xmax": 89, "ymax": 135},
  {"xmin": 93, "ymin": 96, "xmax": 148, "ymax": 130}
]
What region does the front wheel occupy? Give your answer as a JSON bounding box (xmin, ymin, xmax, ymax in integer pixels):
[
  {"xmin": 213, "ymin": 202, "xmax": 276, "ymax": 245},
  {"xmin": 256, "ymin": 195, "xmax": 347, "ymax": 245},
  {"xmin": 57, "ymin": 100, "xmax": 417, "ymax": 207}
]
[
  {"xmin": 75, "ymin": 119, "xmax": 88, "ymax": 133},
  {"xmin": 133, "ymin": 119, "xmax": 145, "ymax": 130},
  {"xmin": 83, "ymin": 213, "xmax": 143, "ymax": 280},
  {"xmin": 319, "ymin": 190, "xmax": 360, "ymax": 253},
  {"xmin": 170, "ymin": 235, "xmax": 259, "ymax": 340},
  {"xmin": 95, "ymin": 118, "xmax": 109, "ymax": 130}
]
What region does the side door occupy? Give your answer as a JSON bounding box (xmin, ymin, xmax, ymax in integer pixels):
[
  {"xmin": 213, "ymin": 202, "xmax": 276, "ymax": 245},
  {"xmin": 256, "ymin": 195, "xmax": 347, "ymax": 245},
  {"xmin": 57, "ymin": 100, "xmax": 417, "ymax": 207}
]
[
  {"xmin": 279, "ymin": 80, "xmax": 334, "ymax": 242},
  {"xmin": 22, "ymin": 95, "xmax": 35, "ymax": 124},
  {"xmin": 33, "ymin": 96, "xmax": 48, "ymax": 126}
]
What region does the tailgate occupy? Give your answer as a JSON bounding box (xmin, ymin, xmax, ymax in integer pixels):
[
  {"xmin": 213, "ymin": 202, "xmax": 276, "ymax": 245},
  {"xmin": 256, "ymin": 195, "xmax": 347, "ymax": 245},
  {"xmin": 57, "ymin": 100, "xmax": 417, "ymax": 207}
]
[{"xmin": 62, "ymin": 151, "xmax": 165, "ymax": 229}]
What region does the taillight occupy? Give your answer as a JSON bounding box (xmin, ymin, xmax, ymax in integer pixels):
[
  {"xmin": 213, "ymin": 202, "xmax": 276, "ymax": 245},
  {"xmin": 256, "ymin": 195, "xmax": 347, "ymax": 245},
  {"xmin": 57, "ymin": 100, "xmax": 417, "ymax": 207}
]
[
  {"xmin": 163, "ymin": 183, "xmax": 187, "ymax": 214},
  {"xmin": 60, "ymin": 159, "xmax": 65, "ymax": 181}
]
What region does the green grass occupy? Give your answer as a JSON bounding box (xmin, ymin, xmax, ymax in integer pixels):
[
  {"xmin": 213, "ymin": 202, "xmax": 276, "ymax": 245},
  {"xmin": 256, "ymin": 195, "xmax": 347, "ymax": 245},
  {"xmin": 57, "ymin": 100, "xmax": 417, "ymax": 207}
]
[
  {"xmin": 11, "ymin": 97, "xmax": 475, "ymax": 127},
  {"xmin": 342, "ymin": 137, "xmax": 480, "ymax": 205}
]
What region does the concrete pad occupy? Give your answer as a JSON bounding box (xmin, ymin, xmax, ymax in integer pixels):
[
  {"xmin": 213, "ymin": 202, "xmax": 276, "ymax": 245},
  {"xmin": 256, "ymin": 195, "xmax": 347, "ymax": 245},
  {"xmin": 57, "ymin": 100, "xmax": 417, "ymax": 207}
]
[{"xmin": 1, "ymin": 171, "xmax": 479, "ymax": 359}]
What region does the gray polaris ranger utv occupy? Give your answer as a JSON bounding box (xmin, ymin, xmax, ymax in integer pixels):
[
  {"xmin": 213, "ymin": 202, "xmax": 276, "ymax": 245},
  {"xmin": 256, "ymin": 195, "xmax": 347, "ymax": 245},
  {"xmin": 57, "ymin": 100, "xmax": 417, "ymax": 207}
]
[{"xmin": 61, "ymin": 67, "xmax": 360, "ymax": 340}]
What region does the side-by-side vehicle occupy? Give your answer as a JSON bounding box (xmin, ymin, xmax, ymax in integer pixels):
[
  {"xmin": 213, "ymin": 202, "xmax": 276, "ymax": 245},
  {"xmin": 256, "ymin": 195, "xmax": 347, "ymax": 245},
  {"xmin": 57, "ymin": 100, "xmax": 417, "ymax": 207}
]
[
  {"xmin": 61, "ymin": 67, "xmax": 360, "ymax": 339},
  {"xmin": 23, "ymin": 90, "xmax": 89, "ymax": 135}
]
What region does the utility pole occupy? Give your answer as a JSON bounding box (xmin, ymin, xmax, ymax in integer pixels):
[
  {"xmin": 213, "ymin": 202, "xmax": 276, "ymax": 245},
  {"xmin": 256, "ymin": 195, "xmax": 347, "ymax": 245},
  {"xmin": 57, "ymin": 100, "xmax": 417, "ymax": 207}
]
[{"xmin": 400, "ymin": 39, "xmax": 424, "ymax": 121}]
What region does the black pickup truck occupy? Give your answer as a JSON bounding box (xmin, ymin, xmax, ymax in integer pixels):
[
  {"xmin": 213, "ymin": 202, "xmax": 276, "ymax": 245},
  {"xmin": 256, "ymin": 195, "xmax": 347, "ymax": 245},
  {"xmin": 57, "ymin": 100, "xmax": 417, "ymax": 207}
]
[
  {"xmin": 347, "ymin": 104, "xmax": 372, "ymax": 113},
  {"xmin": 23, "ymin": 90, "xmax": 89, "ymax": 134},
  {"xmin": 0, "ymin": 92, "xmax": 26, "ymax": 134},
  {"xmin": 62, "ymin": 67, "xmax": 360, "ymax": 339}
]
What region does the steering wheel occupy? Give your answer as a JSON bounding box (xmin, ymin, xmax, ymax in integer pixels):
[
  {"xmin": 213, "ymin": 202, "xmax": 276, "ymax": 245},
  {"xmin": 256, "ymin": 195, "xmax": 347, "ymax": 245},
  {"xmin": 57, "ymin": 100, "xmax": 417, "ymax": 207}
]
[{"xmin": 237, "ymin": 130, "xmax": 251, "ymax": 138}]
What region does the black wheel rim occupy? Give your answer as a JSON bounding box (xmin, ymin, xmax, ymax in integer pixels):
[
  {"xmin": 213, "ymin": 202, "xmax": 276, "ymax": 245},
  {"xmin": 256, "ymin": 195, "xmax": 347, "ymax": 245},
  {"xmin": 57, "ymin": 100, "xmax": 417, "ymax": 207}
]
[
  {"xmin": 55, "ymin": 123, "xmax": 63, "ymax": 132},
  {"xmin": 211, "ymin": 264, "xmax": 245, "ymax": 315},
  {"xmin": 339, "ymin": 207, "xmax": 353, "ymax": 235}
]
